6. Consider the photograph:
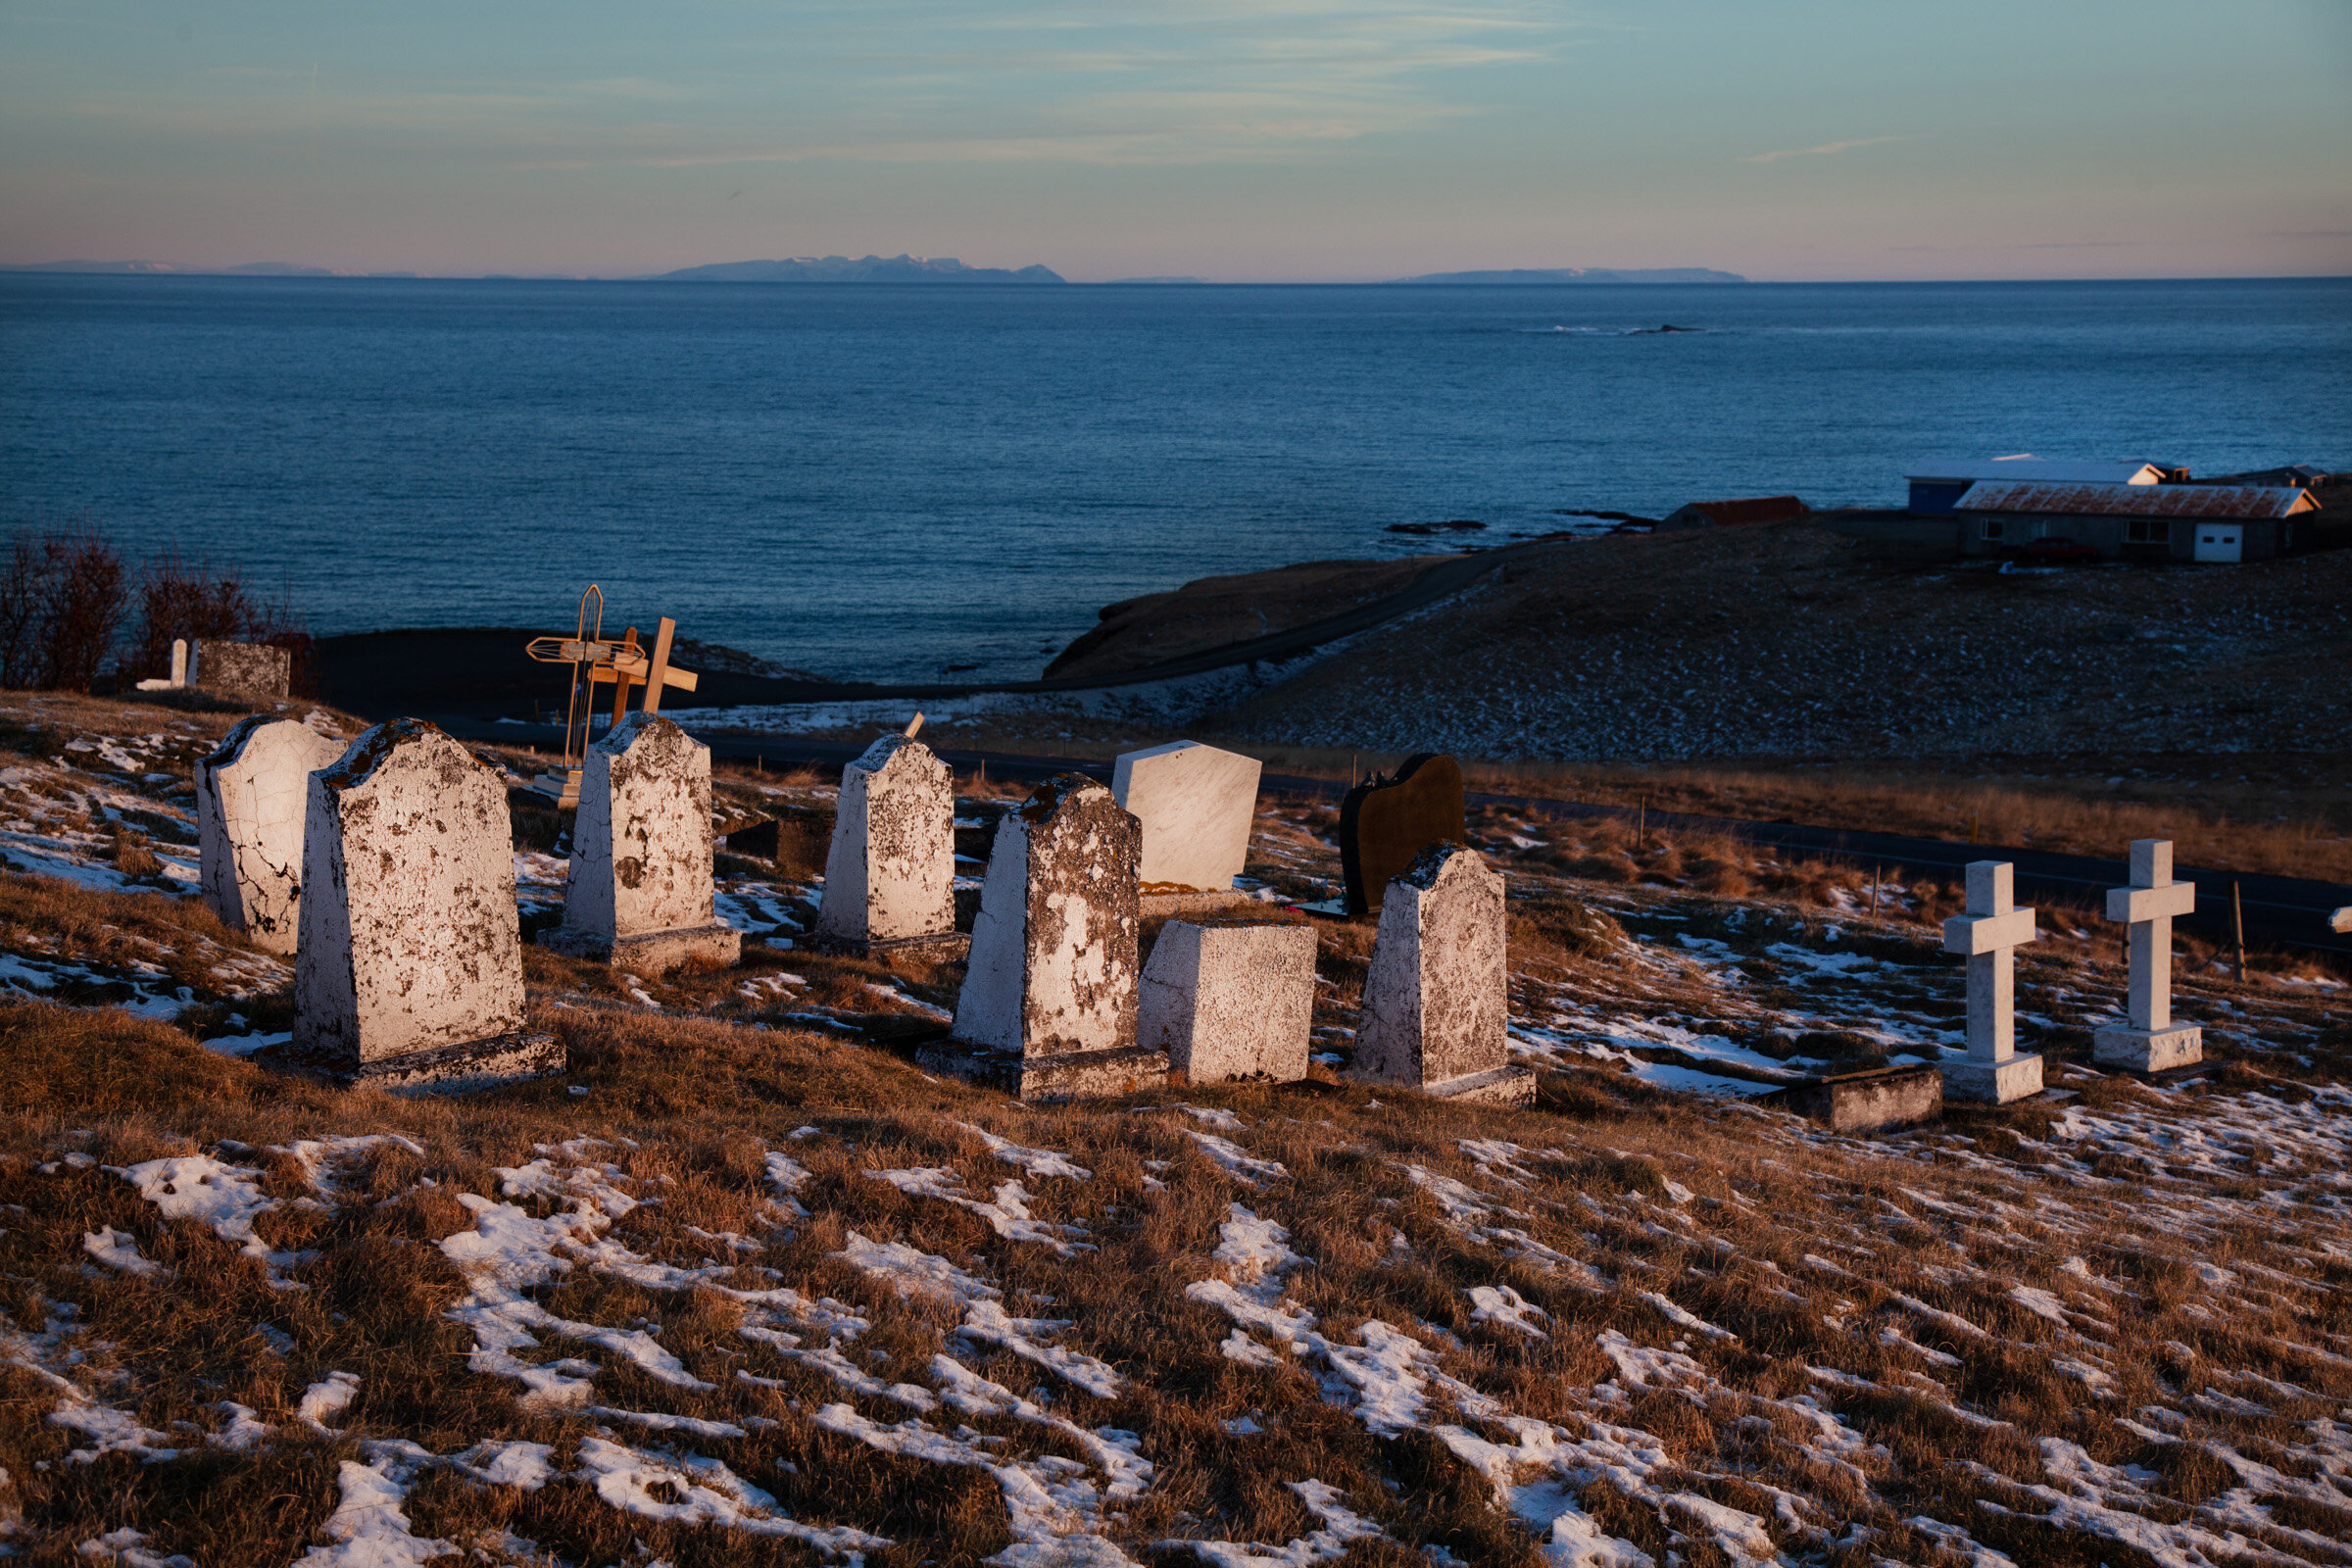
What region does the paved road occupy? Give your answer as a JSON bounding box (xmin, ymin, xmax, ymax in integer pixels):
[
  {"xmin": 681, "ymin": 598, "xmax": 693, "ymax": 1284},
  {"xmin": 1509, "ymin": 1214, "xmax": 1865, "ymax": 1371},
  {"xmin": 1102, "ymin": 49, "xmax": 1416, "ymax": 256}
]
[{"xmin": 441, "ymin": 719, "xmax": 2352, "ymax": 958}]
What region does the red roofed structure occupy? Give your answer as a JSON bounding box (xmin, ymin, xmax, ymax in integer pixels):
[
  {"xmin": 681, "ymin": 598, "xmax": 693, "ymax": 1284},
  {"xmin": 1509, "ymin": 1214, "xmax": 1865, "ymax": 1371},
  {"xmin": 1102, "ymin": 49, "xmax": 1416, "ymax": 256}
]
[{"xmin": 1657, "ymin": 495, "xmax": 1810, "ymax": 530}]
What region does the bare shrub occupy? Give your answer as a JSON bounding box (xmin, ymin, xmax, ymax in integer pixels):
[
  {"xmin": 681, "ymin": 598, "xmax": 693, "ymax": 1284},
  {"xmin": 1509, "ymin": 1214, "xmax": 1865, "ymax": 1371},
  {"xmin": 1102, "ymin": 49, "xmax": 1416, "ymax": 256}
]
[
  {"xmin": 0, "ymin": 518, "xmax": 130, "ymax": 692},
  {"xmin": 130, "ymin": 547, "xmax": 298, "ymax": 684}
]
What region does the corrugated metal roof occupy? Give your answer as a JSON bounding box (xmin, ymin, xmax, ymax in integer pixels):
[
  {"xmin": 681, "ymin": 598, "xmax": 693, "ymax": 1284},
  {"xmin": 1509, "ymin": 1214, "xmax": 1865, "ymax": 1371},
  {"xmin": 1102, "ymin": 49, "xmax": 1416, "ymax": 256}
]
[
  {"xmin": 1911, "ymin": 460, "xmax": 2167, "ymax": 485},
  {"xmin": 1954, "ymin": 482, "xmax": 2316, "ymax": 519}
]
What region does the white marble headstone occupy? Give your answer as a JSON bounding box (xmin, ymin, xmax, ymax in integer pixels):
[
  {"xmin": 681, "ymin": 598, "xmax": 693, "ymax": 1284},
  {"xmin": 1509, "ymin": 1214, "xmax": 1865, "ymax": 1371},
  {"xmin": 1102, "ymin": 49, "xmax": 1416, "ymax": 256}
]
[
  {"xmin": 295, "ymin": 719, "xmax": 556, "ymax": 1088},
  {"xmin": 1352, "ymin": 843, "xmax": 1531, "ymax": 1103},
  {"xmin": 547, "ymin": 711, "xmax": 740, "ymax": 975},
  {"xmin": 947, "ymin": 774, "xmax": 1157, "ymax": 1098},
  {"xmin": 1139, "ymin": 917, "xmax": 1317, "ymax": 1085},
  {"xmin": 196, "ymin": 716, "xmax": 347, "ymax": 954},
  {"xmin": 1111, "ymin": 740, "xmax": 1261, "ymax": 894},
  {"xmin": 816, "ymin": 733, "xmax": 956, "ymax": 950}
]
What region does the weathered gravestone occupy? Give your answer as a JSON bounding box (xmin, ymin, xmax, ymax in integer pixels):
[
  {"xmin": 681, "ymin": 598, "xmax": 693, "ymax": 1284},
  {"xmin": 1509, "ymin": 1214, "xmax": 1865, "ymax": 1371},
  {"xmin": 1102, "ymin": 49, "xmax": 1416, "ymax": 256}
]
[
  {"xmin": 1939, "ymin": 860, "xmax": 2043, "ymax": 1103},
  {"xmin": 1352, "ymin": 842, "xmax": 1533, "ymax": 1103},
  {"xmin": 195, "ymin": 716, "xmax": 347, "ymax": 954},
  {"xmin": 1340, "ymin": 754, "xmax": 1466, "ymax": 916},
  {"xmin": 292, "ymin": 719, "xmax": 559, "ymax": 1090},
  {"xmin": 2094, "ymin": 839, "xmax": 2202, "ymax": 1072},
  {"xmin": 1770, "ymin": 1064, "xmax": 1943, "ymax": 1134},
  {"xmin": 1139, "ymin": 913, "xmax": 1317, "ymax": 1085},
  {"xmin": 1112, "ymin": 740, "xmax": 1261, "ymax": 914},
  {"xmin": 540, "ymin": 711, "xmax": 741, "ymax": 976},
  {"xmin": 924, "ymin": 774, "xmax": 1160, "ymax": 1100},
  {"xmin": 194, "ymin": 640, "xmax": 292, "ymax": 699},
  {"xmin": 814, "ymin": 732, "xmax": 960, "ymax": 956}
]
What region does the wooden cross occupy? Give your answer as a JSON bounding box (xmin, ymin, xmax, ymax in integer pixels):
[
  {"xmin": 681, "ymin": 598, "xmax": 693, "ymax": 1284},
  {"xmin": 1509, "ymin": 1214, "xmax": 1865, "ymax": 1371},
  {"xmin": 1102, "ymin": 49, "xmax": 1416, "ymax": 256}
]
[
  {"xmin": 585, "ymin": 617, "xmax": 699, "ymax": 720},
  {"xmin": 522, "ymin": 597, "xmax": 704, "ymax": 808}
]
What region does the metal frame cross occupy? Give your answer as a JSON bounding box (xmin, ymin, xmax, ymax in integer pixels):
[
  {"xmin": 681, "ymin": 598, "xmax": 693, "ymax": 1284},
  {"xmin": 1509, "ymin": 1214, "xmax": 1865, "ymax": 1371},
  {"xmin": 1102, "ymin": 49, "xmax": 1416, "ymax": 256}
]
[{"xmin": 523, "ymin": 589, "xmax": 702, "ymax": 808}]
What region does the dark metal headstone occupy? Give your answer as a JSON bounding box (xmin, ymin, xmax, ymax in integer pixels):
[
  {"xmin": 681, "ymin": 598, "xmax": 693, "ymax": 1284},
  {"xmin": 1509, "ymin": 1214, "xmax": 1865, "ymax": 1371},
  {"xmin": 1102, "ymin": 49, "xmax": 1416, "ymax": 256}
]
[{"xmin": 1339, "ymin": 753, "xmax": 1465, "ymax": 915}]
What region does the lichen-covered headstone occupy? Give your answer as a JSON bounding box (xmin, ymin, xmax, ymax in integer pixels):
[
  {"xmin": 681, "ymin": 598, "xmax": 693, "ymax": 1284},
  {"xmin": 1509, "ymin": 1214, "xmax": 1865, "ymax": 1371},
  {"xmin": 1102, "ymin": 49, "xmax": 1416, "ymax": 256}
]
[
  {"xmin": 541, "ymin": 712, "xmax": 740, "ymax": 976},
  {"xmin": 2093, "ymin": 839, "xmax": 2202, "ymax": 1072},
  {"xmin": 814, "ymin": 733, "xmax": 958, "ymax": 955},
  {"xmin": 1939, "ymin": 860, "xmax": 2042, "ymax": 1103},
  {"xmin": 1340, "ymin": 753, "xmax": 1465, "ymax": 916},
  {"xmin": 194, "ymin": 640, "xmax": 292, "ymax": 698},
  {"xmin": 1352, "ymin": 842, "xmax": 1532, "ymax": 1103},
  {"xmin": 195, "ymin": 715, "xmax": 346, "ymax": 954},
  {"xmin": 293, "ymin": 718, "xmax": 558, "ymax": 1089},
  {"xmin": 927, "ymin": 773, "xmax": 1159, "ymax": 1100},
  {"xmin": 1112, "ymin": 741, "xmax": 1261, "ymax": 906},
  {"xmin": 1139, "ymin": 915, "xmax": 1316, "ymax": 1085}
]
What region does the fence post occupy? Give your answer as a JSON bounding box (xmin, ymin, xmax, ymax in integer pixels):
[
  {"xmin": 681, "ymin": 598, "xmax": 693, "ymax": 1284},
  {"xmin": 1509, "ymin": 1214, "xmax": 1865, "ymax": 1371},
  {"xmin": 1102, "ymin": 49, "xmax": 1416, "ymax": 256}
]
[{"xmin": 2231, "ymin": 881, "xmax": 2246, "ymax": 984}]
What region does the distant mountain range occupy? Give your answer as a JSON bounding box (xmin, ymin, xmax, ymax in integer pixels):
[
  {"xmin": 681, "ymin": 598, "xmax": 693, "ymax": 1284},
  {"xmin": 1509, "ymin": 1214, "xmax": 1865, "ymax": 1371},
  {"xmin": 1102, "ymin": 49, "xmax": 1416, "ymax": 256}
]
[
  {"xmin": 5, "ymin": 257, "xmax": 1741, "ymax": 285},
  {"xmin": 1393, "ymin": 267, "xmax": 1746, "ymax": 284},
  {"xmin": 649, "ymin": 255, "xmax": 1065, "ymax": 284}
]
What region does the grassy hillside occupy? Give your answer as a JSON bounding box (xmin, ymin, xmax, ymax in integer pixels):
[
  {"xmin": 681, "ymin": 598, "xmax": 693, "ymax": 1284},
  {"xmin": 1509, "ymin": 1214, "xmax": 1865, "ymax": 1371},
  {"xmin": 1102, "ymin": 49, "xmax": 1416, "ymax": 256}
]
[{"xmin": 2, "ymin": 691, "xmax": 2350, "ymax": 1564}]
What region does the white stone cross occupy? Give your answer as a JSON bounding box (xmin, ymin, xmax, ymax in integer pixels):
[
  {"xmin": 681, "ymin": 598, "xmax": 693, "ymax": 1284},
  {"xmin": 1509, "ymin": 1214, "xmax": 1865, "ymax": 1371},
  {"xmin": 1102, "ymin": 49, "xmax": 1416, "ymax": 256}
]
[
  {"xmin": 1939, "ymin": 860, "xmax": 2043, "ymax": 1103},
  {"xmin": 2093, "ymin": 839, "xmax": 2202, "ymax": 1072}
]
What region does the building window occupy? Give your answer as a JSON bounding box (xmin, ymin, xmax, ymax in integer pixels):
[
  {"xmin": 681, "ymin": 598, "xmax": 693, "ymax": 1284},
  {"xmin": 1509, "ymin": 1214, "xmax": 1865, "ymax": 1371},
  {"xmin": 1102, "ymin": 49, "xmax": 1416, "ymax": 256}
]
[
  {"xmin": 1981, "ymin": 519, "xmax": 2004, "ymax": 541},
  {"xmin": 2125, "ymin": 518, "xmax": 2170, "ymax": 545}
]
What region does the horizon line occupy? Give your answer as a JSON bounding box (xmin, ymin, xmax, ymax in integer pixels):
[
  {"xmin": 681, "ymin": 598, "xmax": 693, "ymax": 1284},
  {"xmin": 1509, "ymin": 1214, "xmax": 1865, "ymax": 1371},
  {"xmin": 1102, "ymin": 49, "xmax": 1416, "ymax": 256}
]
[{"xmin": 5, "ymin": 264, "xmax": 2350, "ymax": 288}]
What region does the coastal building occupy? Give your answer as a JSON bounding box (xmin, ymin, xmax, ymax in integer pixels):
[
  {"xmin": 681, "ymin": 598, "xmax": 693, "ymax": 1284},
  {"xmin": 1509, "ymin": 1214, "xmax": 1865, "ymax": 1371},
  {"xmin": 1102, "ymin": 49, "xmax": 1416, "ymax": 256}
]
[
  {"xmin": 1657, "ymin": 495, "xmax": 1809, "ymax": 530},
  {"xmin": 1905, "ymin": 459, "xmax": 2179, "ymax": 514},
  {"xmin": 1951, "ymin": 481, "xmax": 2321, "ymax": 564}
]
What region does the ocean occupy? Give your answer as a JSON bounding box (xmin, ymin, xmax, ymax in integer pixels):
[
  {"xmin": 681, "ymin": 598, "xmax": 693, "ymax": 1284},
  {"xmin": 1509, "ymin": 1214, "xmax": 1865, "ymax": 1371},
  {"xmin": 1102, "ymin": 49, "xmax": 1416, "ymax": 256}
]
[{"xmin": 3, "ymin": 273, "xmax": 2345, "ymax": 683}]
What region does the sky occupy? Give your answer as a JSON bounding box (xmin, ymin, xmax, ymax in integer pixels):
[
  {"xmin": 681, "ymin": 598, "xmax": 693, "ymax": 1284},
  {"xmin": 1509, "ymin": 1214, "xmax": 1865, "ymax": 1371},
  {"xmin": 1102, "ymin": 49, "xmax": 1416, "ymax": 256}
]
[{"xmin": 1, "ymin": 0, "xmax": 2346, "ymax": 282}]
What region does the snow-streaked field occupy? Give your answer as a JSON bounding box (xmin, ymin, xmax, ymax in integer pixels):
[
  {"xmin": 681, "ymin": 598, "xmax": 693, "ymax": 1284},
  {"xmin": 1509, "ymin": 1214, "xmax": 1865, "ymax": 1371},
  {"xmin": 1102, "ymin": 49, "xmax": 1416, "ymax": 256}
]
[{"xmin": 3, "ymin": 690, "xmax": 2348, "ymax": 1566}]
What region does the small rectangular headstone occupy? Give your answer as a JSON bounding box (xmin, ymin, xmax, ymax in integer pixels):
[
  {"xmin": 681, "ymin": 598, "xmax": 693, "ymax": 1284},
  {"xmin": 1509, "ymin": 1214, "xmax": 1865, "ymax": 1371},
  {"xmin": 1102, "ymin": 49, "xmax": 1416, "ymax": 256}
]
[
  {"xmin": 1340, "ymin": 754, "xmax": 1465, "ymax": 915},
  {"xmin": 1772, "ymin": 1064, "xmax": 1942, "ymax": 1134},
  {"xmin": 196, "ymin": 715, "xmax": 347, "ymax": 954},
  {"xmin": 541, "ymin": 712, "xmax": 740, "ymax": 976},
  {"xmin": 292, "ymin": 718, "xmax": 558, "ymax": 1090},
  {"xmin": 1111, "ymin": 740, "xmax": 1262, "ymax": 895},
  {"xmin": 1139, "ymin": 915, "xmax": 1316, "ymax": 1085},
  {"xmin": 928, "ymin": 773, "xmax": 1159, "ymax": 1100},
  {"xmin": 1352, "ymin": 842, "xmax": 1532, "ymax": 1103},
  {"xmin": 193, "ymin": 640, "xmax": 291, "ymax": 698},
  {"xmin": 814, "ymin": 733, "xmax": 959, "ymax": 955}
]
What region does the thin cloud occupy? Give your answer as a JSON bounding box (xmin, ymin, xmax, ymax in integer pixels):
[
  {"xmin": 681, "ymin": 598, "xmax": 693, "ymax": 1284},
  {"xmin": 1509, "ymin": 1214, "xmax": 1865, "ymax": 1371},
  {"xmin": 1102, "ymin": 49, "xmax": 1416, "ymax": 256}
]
[{"xmin": 1742, "ymin": 135, "xmax": 1910, "ymax": 165}]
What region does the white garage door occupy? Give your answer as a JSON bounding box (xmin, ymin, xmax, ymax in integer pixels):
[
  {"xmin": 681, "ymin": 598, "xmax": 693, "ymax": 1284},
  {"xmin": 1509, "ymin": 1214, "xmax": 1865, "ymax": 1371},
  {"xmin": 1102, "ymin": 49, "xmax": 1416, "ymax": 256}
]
[{"xmin": 2193, "ymin": 525, "xmax": 2242, "ymax": 564}]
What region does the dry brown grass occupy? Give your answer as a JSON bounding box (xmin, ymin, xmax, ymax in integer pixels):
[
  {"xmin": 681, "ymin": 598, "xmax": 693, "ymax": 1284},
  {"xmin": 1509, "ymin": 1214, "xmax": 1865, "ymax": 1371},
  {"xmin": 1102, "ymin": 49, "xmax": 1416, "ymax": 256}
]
[
  {"xmin": 6, "ymin": 967, "xmax": 2349, "ymax": 1564},
  {"xmin": 6, "ymin": 693, "xmax": 2352, "ymax": 1564}
]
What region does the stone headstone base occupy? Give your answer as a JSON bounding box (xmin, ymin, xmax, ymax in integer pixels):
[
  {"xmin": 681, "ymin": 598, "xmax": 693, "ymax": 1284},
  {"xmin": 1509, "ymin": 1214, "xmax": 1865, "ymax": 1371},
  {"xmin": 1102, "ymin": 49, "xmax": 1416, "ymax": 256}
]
[
  {"xmin": 917, "ymin": 1041, "xmax": 1169, "ymax": 1102},
  {"xmin": 1140, "ymin": 918, "xmax": 1315, "ymax": 1086},
  {"xmin": 1407, "ymin": 1064, "xmax": 1538, "ymax": 1105},
  {"xmin": 538, "ymin": 922, "xmax": 743, "ymax": 977},
  {"xmin": 1771, "ymin": 1063, "xmax": 1941, "ymax": 1133},
  {"xmin": 258, "ymin": 1032, "xmax": 564, "ymax": 1094},
  {"xmin": 1139, "ymin": 889, "xmax": 1257, "ymax": 919},
  {"xmin": 2092, "ymin": 1024, "xmax": 2202, "ymax": 1073},
  {"xmin": 1940, "ymin": 1053, "xmax": 2043, "ymax": 1104},
  {"xmin": 803, "ymin": 930, "xmax": 970, "ymax": 961}
]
